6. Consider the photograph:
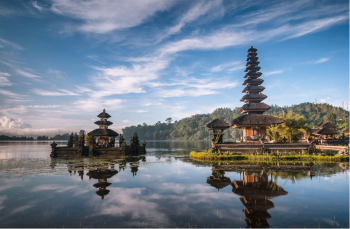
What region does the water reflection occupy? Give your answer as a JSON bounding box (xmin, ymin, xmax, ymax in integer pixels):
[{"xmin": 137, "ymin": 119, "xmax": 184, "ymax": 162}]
[
  {"xmin": 0, "ymin": 141, "xmax": 349, "ymax": 228},
  {"xmin": 208, "ymin": 162, "xmax": 324, "ymax": 228}
]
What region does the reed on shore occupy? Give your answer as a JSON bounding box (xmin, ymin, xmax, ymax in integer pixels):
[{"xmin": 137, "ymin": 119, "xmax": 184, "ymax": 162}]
[{"xmin": 189, "ymin": 150, "xmax": 349, "ymax": 162}]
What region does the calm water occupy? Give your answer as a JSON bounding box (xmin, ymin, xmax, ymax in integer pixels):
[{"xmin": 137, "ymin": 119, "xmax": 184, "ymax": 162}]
[{"xmin": 0, "ymin": 140, "xmax": 349, "ymax": 228}]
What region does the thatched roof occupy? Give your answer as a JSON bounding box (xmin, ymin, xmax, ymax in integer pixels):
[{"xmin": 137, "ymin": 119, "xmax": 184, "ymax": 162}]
[
  {"xmin": 247, "ymin": 52, "xmax": 257, "ymax": 57},
  {"xmin": 242, "ymin": 86, "xmax": 265, "ymax": 93},
  {"xmin": 239, "ymin": 103, "xmax": 270, "ymax": 112},
  {"xmin": 317, "ymin": 128, "xmax": 339, "ymax": 135},
  {"xmin": 244, "ymin": 66, "xmax": 261, "ymax": 72},
  {"xmin": 205, "ymin": 118, "xmax": 230, "ymax": 129},
  {"xmin": 246, "ymin": 57, "xmax": 259, "ymax": 62},
  {"xmin": 246, "ymin": 60, "xmax": 260, "ymax": 66},
  {"xmin": 207, "ymin": 177, "xmax": 231, "ymax": 190},
  {"xmin": 97, "ymin": 109, "xmax": 111, "ymax": 119},
  {"xmin": 240, "ymin": 93, "xmax": 267, "ymax": 102},
  {"xmin": 243, "ymin": 78, "xmax": 263, "ymax": 85},
  {"xmin": 311, "ymin": 128, "xmax": 321, "ymax": 135},
  {"xmin": 94, "ymin": 120, "xmax": 113, "ymax": 126},
  {"xmin": 319, "ymin": 122, "xmax": 337, "ymax": 129},
  {"xmin": 93, "ymin": 182, "xmax": 112, "ymax": 188},
  {"xmin": 89, "ymin": 128, "xmax": 119, "ymax": 136},
  {"xmin": 230, "ymin": 114, "xmax": 284, "ymax": 126},
  {"xmin": 244, "ymin": 72, "xmax": 262, "ymax": 79}
]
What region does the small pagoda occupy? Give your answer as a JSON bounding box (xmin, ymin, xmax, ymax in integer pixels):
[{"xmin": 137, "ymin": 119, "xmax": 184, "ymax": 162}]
[
  {"xmin": 205, "ymin": 118, "xmax": 230, "ymax": 149},
  {"xmin": 89, "ymin": 109, "xmax": 119, "ymax": 147},
  {"xmin": 231, "ymin": 46, "xmax": 284, "ymax": 142},
  {"xmin": 311, "ymin": 122, "xmax": 339, "ymax": 139}
]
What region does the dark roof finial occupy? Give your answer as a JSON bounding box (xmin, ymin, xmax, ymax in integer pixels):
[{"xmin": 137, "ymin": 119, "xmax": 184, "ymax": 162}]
[
  {"xmin": 251, "ymin": 46, "xmax": 253, "ymax": 48},
  {"xmin": 103, "ymin": 109, "xmax": 105, "ymax": 113}
]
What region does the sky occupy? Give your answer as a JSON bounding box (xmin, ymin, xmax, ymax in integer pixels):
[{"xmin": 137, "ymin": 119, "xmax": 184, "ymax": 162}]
[{"xmin": 0, "ymin": 0, "xmax": 348, "ymax": 137}]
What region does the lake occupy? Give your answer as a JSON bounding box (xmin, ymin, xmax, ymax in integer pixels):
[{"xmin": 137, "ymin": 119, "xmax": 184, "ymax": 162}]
[{"xmin": 0, "ymin": 140, "xmax": 349, "ymax": 228}]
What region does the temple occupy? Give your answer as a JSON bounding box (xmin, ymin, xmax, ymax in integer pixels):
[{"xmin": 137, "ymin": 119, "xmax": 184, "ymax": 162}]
[
  {"xmin": 231, "ymin": 46, "xmax": 284, "ymax": 142},
  {"xmin": 89, "ymin": 109, "xmax": 119, "ymax": 147},
  {"xmin": 205, "ymin": 46, "xmax": 313, "ymax": 153},
  {"xmin": 311, "ymin": 122, "xmax": 339, "ymax": 139},
  {"xmin": 50, "ymin": 109, "xmax": 146, "ymax": 157}
]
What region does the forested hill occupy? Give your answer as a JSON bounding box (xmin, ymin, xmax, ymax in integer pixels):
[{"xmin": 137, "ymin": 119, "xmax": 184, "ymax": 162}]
[{"xmin": 122, "ymin": 103, "xmax": 349, "ymax": 141}]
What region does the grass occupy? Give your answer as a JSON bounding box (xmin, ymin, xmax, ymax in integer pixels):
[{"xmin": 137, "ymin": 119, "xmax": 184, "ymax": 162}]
[{"xmin": 189, "ymin": 150, "xmax": 349, "ymax": 162}]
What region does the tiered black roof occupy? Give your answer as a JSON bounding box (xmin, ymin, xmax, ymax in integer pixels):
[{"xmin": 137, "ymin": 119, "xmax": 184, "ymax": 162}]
[
  {"xmin": 89, "ymin": 109, "xmax": 119, "ymax": 137},
  {"xmin": 243, "ymin": 78, "xmax": 263, "ymax": 85},
  {"xmin": 98, "ymin": 109, "xmax": 111, "ymax": 119},
  {"xmin": 239, "ymin": 46, "xmax": 269, "ymax": 114},
  {"xmin": 231, "ymin": 46, "xmax": 285, "ymax": 126},
  {"xmin": 94, "ymin": 120, "xmax": 113, "ymax": 126}
]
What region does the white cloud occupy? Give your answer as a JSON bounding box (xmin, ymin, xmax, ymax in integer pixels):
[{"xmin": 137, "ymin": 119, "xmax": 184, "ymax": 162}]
[
  {"xmin": 0, "ymin": 116, "xmax": 32, "ymax": 129},
  {"xmin": 32, "ymin": 1, "xmax": 43, "ymax": 11},
  {"xmin": 85, "ymin": 57, "xmax": 170, "ymax": 98},
  {"xmin": 264, "ymin": 70, "xmax": 284, "ymax": 76},
  {"xmin": 51, "ymin": 0, "xmax": 176, "ymax": 34},
  {"xmin": 228, "ymin": 65, "xmax": 245, "ymax": 72},
  {"xmin": 0, "ymin": 37, "xmax": 24, "ymax": 50},
  {"xmin": 211, "ymin": 61, "xmax": 241, "ymax": 72},
  {"xmin": 74, "ymin": 98, "xmax": 124, "ymax": 112},
  {"xmin": 0, "ymin": 89, "xmax": 25, "ymax": 98},
  {"xmin": 136, "ymin": 109, "xmax": 148, "ymax": 113},
  {"xmin": 308, "ymin": 57, "xmax": 331, "ymax": 64},
  {"xmin": 122, "ymin": 119, "xmax": 130, "ymax": 123},
  {"xmin": 0, "ymin": 72, "xmax": 10, "ymax": 77},
  {"xmin": 320, "ymin": 99, "xmax": 327, "ymax": 103},
  {"xmin": 161, "ymin": 1, "xmax": 225, "ymax": 40},
  {"xmin": 33, "ymin": 89, "xmax": 79, "ymax": 96},
  {"xmin": 0, "ymin": 76, "xmax": 12, "ymax": 86},
  {"xmin": 16, "ymin": 69, "xmax": 40, "ymax": 78}
]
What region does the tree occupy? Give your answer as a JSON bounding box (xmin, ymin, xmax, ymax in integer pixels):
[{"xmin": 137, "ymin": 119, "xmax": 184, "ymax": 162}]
[
  {"xmin": 165, "ymin": 117, "xmax": 173, "ymax": 124},
  {"xmin": 277, "ymin": 112, "xmax": 310, "ymax": 142}
]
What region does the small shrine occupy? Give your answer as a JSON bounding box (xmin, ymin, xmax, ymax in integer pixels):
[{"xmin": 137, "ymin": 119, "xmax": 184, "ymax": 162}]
[
  {"xmin": 230, "ymin": 46, "xmax": 284, "ymax": 142},
  {"xmin": 311, "ymin": 122, "xmax": 339, "ymax": 139},
  {"xmin": 89, "ymin": 109, "xmax": 119, "ymax": 147},
  {"xmin": 205, "ymin": 118, "xmax": 230, "ymax": 149},
  {"xmin": 50, "ymin": 109, "xmax": 146, "ymax": 157}
]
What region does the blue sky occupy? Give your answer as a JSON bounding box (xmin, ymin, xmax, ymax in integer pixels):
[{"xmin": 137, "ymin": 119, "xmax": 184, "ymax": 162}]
[{"xmin": 0, "ymin": 0, "xmax": 348, "ymax": 136}]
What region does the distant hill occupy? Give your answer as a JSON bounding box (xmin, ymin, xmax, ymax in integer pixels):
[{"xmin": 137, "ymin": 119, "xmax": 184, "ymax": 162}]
[{"xmin": 122, "ymin": 102, "xmax": 349, "ymax": 141}]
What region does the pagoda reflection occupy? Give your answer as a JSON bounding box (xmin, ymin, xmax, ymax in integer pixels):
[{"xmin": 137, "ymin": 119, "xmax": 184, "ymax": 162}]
[
  {"xmin": 51, "ymin": 156, "xmax": 146, "ymax": 200},
  {"xmin": 87, "ymin": 168, "xmax": 118, "ymax": 200},
  {"xmin": 207, "ymin": 162, "xmax": 318, "ymax": 228},
  {"xmin": 232, "ymin": 170, "xmax": 287, "ymax": 228}
]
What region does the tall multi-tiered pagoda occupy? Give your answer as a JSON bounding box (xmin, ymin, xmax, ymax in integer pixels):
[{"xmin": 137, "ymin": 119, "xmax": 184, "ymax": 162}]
[
  {"xmin": 89, "ymin": 109, "xmax": 119, "ymax": 147},
  {"xmin": 231, "ymin": 46, "xmax": 284, "ymax": 142}
]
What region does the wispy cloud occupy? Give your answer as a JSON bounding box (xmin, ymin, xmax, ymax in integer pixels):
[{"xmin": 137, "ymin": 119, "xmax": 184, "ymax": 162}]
[
  {"xmin": 47, "ymin": 69, "xmax": 66, "ymax": 78},
  {"xmin": 33, "ymin": 89, "xmax": 79, "ymax": 96},
  {"xmin": 87, "ymin": 55, "xmax": 105, "ymax": 64},
  {"xmin": 136, "ymin": 109, "xmax": 148, "ymax": 113},
  {"xmin": 160, "ymin": 1, "xmax": 224, "ymax": 41},
  {"xmin": 74, "ymin": 98, "xmax": 123, "ymax": 111},
  {"xmin": 31, "ymin": 1, "xmax": 43, "ymax": 11},
  {"xmin": 0, "ymin": 76, "xmax": 12, "ymax": 86},
  {"xmin": 51, "ymin": 0, "xmax": 176, "ymax": 34},
  {"xmin": 0, "ymin": 37, "xmax": 24, "ymax": 50},
  {"xmin": 211, "ymin": 61, "xmax": 240, "ymax": 72},
  {"xmin": 0, "ymin": 89, "xmax": 26, "ymax": 98},
  {"xmin": 264, "ymin": 70, "xmax": 284, "ymax": 76},
  {"xmin": 308, "ymin": 57, "xmax": 330, "ymax": 64},
  {"xmin": 16, "ymin": 69, "xmax": 40, "ymax": 78}
]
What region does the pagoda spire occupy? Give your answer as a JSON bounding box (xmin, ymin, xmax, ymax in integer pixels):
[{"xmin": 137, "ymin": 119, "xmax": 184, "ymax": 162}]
[
  {"xmin": 94, "ymin": 109, "xmax": 113, "ymax": 129},
  {"xmin": 239, "ymin": 46, "xmax": 270, "ymax": 114}
]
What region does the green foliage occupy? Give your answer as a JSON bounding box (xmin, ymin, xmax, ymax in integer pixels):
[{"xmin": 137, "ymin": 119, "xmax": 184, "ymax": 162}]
[
  {"xmin": 277, "ymin": 112, "xmax": 310, "ymax": 142},
  {"xmin": 123, "ymin": 103, "xmax": 349, "ymax": 140},
  {"xmin": 0, "ymin": 135, "xmax": 34, "ymax": 140}
]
